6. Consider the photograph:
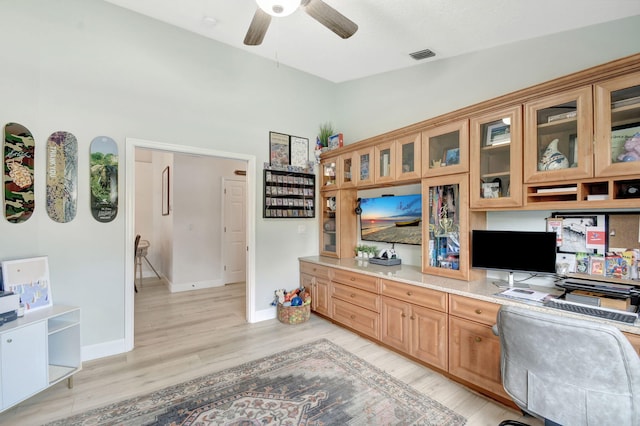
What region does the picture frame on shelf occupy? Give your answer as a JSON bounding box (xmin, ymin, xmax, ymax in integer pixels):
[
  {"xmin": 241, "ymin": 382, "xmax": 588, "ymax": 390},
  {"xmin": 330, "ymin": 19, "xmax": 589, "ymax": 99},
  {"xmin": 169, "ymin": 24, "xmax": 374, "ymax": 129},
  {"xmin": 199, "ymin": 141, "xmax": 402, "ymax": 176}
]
[
  {"xmin": 269, "ymin": 131, "xmax": 290, "ymax": 167},
  {"xmin": 485, "ymin": 122, "xmax": 510, "ymax": 146},
  {"xmin": 611, "ymin": 123, "xmax": 640, "ymax": 163},
  {"xmin": 481, "ymin": 182, "xmax": 500, "ymax": 198},
  {"xmin": 1, "ymin": 256, "xmax": 52, "ymax": 313},
  {"xmin": 444, "ymin": 147, "xmax": 460, "ymax": 166}
]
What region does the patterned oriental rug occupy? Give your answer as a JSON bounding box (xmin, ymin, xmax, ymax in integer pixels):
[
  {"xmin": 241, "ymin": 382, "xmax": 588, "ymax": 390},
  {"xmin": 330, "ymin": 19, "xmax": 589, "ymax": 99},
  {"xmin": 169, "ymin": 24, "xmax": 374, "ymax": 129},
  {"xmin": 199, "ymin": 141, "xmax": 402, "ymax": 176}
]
[{"xmin": 46, "ymin": 339, "xmax": 466, "ymax": 425}]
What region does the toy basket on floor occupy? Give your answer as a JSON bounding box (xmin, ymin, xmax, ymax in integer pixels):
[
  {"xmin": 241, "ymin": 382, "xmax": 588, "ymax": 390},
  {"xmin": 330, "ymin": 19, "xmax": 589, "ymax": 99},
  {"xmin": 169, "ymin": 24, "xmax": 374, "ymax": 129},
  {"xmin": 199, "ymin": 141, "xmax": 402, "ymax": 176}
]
[{"xmin": 277, "ymin": 303, "xmax": 310, "ymax": 325}]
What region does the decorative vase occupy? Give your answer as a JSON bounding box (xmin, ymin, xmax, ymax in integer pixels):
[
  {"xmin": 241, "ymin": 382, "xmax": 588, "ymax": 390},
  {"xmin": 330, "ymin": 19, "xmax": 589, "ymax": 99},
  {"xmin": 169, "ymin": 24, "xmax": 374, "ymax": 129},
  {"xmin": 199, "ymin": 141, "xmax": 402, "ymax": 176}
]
[{"xmin": 538, "ymin": 139, "xmax": 569, "ymax": 171}]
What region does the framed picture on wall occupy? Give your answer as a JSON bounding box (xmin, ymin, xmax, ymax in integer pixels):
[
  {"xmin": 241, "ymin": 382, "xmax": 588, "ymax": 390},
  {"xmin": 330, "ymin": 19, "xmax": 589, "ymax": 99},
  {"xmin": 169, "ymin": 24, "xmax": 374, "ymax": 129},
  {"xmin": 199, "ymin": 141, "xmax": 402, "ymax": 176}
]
[
  {"xmin": 269, "ymin": 132, "xmax": 290, "ymax": 166},
  {"xmin": 290, "ymin": 135, "xmax": 309, "ymax": 167},
  {"xmin": 162, "ymin": 166, "xmax": 170, "ymax": 216}
]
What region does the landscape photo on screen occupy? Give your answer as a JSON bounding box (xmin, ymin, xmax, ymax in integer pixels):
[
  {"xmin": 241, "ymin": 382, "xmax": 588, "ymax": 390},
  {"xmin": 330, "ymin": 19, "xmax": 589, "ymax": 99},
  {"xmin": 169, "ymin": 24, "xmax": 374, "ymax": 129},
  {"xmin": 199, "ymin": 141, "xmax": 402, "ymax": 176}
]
[{"xmin": 360, "ymin": 194, "xmax": 422, "ymax": 245}]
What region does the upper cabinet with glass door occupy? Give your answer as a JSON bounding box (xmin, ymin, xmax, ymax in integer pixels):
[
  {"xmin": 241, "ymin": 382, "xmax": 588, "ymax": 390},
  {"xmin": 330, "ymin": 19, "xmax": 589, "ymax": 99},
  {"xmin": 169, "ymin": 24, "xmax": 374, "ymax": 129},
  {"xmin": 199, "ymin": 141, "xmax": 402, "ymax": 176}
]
[
  {"xmin": 395, "ymin": 133, "xmax": 421, "ymax": 182},
  {"xmin": 422, "ymin": 120, "xmax": 469, "ymax": 178},
  {"xmin": 356, "ymin": 147, "xmax": 375, "ymax": 187},
  {"xmin": 470, "ymin": 106, "xmax": 523, "ymax": 208},
  {"xmin": 338, "ymin": 152, "xmax": 356, "ymax": 189},
  {"xmin": 374, "ymin": 140, "xmax": 396, "ymax": 184},
  {"xmin": 524, "ymin": 87, "xmax": 593, "ymax": 183},
  {"xmin": 594, "ymin": 71, "xmax": 640, "ymax": 177},
  {"xmin": 320, "ymin": 157, "xmax": 338, "ymax": 191}
]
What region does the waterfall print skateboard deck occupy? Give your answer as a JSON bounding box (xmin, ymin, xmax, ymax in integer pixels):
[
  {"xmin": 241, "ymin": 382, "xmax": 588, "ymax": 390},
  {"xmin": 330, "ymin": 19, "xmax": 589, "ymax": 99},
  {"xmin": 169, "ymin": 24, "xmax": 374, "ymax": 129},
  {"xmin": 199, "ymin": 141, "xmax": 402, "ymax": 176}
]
[
  {"xmin": 46, "ymin": 131, "xmax": 78, "ymax": 223},
  {"xmin": 90, "ymin": 136, "xmax": 118, "ymax": 222},
  {"xmin": 4, "ymin": 122, "xmax": 35, "ymax": 223}
]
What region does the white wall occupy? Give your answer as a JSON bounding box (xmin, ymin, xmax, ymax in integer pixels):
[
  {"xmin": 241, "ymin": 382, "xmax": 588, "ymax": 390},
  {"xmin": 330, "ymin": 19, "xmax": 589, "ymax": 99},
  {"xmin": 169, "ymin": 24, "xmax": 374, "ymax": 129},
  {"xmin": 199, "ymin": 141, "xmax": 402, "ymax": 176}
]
[{"xmin": 0, "ymin": 0, "xmax": 638, "ymax": 359}]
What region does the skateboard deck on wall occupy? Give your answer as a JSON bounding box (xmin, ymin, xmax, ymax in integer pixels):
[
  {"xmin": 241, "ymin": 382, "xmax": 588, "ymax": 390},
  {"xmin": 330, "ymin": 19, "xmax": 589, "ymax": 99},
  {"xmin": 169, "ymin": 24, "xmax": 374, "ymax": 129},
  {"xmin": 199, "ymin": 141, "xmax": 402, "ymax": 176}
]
[
  {"xmin": 4, "ymin": 122, "xmax": 35, "ymax": 223},
  {"xmin": 90, "ymin": 136, "xmax": 118, "ymax": 223},
  {"xmin": 46, "ymin": 131, "xmax": 78, "ymax": 223}
]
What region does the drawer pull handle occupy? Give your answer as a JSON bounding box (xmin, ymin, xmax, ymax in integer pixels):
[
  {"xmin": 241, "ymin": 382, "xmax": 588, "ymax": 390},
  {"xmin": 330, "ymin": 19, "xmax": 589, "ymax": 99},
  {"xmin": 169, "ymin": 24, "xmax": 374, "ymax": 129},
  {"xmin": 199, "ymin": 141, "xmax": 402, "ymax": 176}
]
[
  {"xmin": 350, "ymin": 314, "xmax": 356, "ymax": 320},
  {"xmin": 475, "ymin": 309, "xmax": 483, "ymax": 315},
  {"xmin": 6, "ymin": 338, "xmax": 12, "ymax": 343},
  {"xmin": 350, "ymin": 293, "xmax": 356, "ymax": 298},
  {"xmin": 474, "ymin": 337, "xmax": 482, "ymax": 343},
  {"xmin": 406, "ymin": 291, "xmax": 413, "ymax": 296},
  {"xmin": 350, "ymin": 277, "xmax": 356, "ymax": 281},
  {"xmin": 401, "ymin": 313, "xmax": 406, "ymax": 318},
  {"xmin": 410, "ymin": 315, "xmax": 415, "ymax": 320}
]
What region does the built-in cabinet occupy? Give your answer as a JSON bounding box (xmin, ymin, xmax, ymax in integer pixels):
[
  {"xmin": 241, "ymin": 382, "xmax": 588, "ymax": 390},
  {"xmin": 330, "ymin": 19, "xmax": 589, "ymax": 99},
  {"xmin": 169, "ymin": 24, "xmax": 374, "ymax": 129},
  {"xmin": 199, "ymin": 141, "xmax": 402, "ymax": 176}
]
[
  {"xmin": 319, "ymin": 189, "xmax": 356, "ymax": 258},
  {"xmin": 330, "ymin": 269, "xmax": 380, "ymax": 339},
  {"xmin": 469, "ymin": 105, "xmax": 523, "ymax": 209},
  {"xmin": 0, "ymin": 306, "xmax": 81, "ymax": 412},
  {"xmin": 300, "ymin": 262, "xmax": 330, "ymax": 316},
  {"xmin": 422, "ymin": 119, "xmax": 469, "ymax": 177}
]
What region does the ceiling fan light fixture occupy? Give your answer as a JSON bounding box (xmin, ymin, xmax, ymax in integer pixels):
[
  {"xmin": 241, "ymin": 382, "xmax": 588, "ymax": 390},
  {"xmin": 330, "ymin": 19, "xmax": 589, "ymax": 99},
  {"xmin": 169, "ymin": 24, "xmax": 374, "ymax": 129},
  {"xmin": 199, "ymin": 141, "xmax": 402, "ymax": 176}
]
[{"xmin": 256, "ymin": 0, "xmax": 301, "ymax": 17}]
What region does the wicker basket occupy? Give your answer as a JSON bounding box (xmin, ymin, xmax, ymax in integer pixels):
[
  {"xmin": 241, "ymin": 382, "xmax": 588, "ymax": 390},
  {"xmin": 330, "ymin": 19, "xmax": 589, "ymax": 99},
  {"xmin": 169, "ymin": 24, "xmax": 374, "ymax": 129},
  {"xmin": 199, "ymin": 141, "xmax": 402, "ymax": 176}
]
[{"xmin": 277, "ymin": 303, "xmax": 310, "ymax": 325}]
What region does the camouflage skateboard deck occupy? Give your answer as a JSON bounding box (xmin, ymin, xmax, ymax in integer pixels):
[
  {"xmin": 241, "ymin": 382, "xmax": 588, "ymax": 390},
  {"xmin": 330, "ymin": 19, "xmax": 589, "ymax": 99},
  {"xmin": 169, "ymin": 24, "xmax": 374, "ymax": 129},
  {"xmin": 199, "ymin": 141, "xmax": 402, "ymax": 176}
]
[
  {"xmin": 4, "ymin": 122, "xmax": 35, "ymax": 223},
  {"xmin": 46, "ymin": 131, "xmax": 78, "ymax": 223},
  {"xmin": 90, "ymin": 136, "xmax": 118, "ymax": 223}
]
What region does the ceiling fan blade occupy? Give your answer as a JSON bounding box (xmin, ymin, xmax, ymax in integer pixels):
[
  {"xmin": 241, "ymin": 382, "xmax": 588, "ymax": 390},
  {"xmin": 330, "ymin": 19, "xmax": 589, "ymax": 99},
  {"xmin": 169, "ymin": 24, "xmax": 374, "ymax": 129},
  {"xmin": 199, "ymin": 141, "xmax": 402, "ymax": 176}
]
[
  {"xmin": 244, "ymin": 8, "xmax": 272, "ymax": 46},
  {"xmin": 302, "ymin": 0, "xmax": 358, "ymax": 39}
]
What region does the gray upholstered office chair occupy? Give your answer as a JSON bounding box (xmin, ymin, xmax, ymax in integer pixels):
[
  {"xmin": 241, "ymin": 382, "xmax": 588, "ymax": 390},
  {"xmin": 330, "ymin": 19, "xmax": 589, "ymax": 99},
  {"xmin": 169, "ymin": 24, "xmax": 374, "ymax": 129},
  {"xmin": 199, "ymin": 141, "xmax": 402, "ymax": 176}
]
[{"xmin": 495, "ymin": 304, "xmax": 640, "ymax": 426}]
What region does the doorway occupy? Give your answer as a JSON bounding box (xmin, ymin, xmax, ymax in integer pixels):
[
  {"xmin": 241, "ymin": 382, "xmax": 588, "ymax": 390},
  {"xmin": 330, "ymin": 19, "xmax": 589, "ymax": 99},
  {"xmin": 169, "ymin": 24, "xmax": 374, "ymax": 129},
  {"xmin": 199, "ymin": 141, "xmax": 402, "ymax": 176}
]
[{"xmin": 125, "ymin": 138, "xmax": 257, "ymax": 352}]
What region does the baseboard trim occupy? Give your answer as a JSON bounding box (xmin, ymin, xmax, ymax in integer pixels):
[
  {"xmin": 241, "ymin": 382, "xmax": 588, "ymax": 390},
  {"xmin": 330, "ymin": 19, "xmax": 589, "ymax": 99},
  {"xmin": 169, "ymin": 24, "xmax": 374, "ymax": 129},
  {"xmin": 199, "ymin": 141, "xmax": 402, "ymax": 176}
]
[{"xmin": 82, "ymin": 339, "xmax": 127, "ymax": 361}]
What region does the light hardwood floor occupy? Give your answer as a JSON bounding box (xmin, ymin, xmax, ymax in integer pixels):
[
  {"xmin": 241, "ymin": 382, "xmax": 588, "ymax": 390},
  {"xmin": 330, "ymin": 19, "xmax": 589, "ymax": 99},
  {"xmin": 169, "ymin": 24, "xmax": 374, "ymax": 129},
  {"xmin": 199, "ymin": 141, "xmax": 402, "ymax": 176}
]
[{"xmin": 0, "ymin": 279, "xmax": 540, "ymax": 425}]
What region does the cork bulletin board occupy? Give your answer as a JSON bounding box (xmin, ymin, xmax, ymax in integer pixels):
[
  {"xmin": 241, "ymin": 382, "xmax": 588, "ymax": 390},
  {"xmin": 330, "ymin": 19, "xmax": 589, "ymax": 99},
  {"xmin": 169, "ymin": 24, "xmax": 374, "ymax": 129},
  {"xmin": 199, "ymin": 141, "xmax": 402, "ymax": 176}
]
[{"xmin": 608, "ymin": 214, "xmax": 640, "ymax": 251}]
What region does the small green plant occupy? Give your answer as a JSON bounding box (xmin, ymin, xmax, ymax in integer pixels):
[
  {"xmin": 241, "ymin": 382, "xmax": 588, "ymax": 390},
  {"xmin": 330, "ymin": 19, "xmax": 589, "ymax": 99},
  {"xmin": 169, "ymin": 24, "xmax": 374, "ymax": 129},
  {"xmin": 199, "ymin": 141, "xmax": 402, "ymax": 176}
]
[{"xmin": 318, "ymin": 122, "xmax": 334, "ymax": 148}]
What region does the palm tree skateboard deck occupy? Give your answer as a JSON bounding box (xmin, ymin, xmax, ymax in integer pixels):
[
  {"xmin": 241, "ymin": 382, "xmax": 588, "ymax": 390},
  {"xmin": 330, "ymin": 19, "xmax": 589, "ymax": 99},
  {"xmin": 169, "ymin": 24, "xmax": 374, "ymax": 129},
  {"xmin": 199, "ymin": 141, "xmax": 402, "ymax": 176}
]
[
  {"xmin": 90, "ymin": 136, "xmax": 118, "ymax": 222},
  {"xmin": 46, "ymin": 131, "xmax": 78, "ymax": 223},
  {"xmin": 4, "ymin": 122, "xmax": 35, "ymax": 223}
]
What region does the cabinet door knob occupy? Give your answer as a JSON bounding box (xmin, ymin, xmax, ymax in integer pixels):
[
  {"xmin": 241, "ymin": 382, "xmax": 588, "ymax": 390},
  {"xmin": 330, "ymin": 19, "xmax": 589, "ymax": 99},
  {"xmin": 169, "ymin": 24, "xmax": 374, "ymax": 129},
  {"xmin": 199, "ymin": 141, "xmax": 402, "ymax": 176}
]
[
  {"xmin": 474, "ymin": 337, "xmax": 482, "ymax": 343},
  {"xmin": 475, "ymin": 309, "xmax": 483, "ymax": 315},
  {"xmin": 6, "ymin": 338, "xmax": 12, "ymax": 343},
  {"xmin": 350, "ymin": 293, "xmax": 356, "ymax": 298},
  {"xmin": 401, "ymin": 313, "xmax": 406, "ymax": 318},
  {"xmin": 350, "ymin": 277, "xmax": 356, "ymax": 281},
  {"xmin": 410, "ymin": 315, "xmax": 415, "ymax": 320},
  {"xmin": 406, "ymin": 291, "xmax": 413, "ymax": 296},
  {"xmin": 350, "ymin": 314, "xmax": 356, "ymax": 320}
]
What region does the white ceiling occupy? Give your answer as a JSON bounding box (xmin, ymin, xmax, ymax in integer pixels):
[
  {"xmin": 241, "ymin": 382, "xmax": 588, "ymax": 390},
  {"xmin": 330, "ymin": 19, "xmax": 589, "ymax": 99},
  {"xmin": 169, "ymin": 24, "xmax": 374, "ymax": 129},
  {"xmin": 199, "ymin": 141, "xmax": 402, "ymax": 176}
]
[{"xmin": 103, "ymin": 0, "xmax": 640, "ymax": 83}]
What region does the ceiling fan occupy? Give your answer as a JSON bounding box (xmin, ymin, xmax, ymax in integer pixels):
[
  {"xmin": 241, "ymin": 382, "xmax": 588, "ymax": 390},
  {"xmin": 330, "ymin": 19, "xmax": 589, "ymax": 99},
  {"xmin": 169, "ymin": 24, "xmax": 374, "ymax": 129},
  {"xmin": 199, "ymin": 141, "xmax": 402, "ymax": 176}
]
[{"xmin": 244, "ymin": 0, "xmax": 358, "ymax": 46}]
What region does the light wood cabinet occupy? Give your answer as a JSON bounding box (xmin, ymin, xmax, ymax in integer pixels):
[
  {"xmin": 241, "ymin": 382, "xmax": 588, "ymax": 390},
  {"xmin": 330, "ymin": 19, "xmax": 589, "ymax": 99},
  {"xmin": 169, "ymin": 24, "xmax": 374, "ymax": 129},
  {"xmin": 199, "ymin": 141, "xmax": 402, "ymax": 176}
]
[
  {"xmin": 374, "ymin": 140, "xmax": 396, "ymax": 184},
  {"xmin": 422, "ymin": 173, "xmax": 485, "ymax": 280},
  {"xmin": 338, "ymin": 152, "xmax": 356, "ymax": 189},
  {"xmin": 355, "ymin": 147, "xmax": 375, "ymax": 187},
  {"xmin": 422, "ymin": 119, "xmax": 469, "ymax": 177},
  {"xmin": 623, "ymin": 332, "xmax": 640, "ymax": 356},
  {"xmin": 470, "ymin": 105, "xmax": 523, "ymax": 208},
  {"xmin": 300, "ymin": 262, "xmax": 330, "ymax": 317},
  {"xmin": 380, "ymin": 280, "xmax": 448, "ymax": 370},
  {"xmin": 448, "ymin": 295, "xmax": 509, "ymax": 400},
  {"xmin": 319, "ymin": 189, "xmax": 357, "ymax": 258},
  {"xmin": 524, "ymin": 87, "xmax": 593, "ymax": 183},
  {"xmin": 396, "ymin": 133, "xmax": 422, "ymax": 182},
  {"xmin": 319, "ymin": 158, "xmax": 338, "ymax": 190},
  {"xmin": 594, "ymin": 71, "xmax": 640, "ymax": 177},
  {"xmin": 331, "ymin": 270, "xmax": 380, "ymax": 340}
]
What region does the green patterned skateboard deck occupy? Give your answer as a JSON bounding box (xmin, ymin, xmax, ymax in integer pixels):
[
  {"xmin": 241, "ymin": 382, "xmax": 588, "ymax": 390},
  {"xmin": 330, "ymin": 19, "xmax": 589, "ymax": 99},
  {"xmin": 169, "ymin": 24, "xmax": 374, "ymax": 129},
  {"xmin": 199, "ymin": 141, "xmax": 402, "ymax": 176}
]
[
  {"xmin": 4, "ymin": 122, "xmax": 35, "ymax": 223},
  {"xmin": 46, "ymin": 131, "xmax": 78, "ymax": 223},
  {"xmin": 90, "ymin": 136, "xmax": 118, "ymax": 222}
]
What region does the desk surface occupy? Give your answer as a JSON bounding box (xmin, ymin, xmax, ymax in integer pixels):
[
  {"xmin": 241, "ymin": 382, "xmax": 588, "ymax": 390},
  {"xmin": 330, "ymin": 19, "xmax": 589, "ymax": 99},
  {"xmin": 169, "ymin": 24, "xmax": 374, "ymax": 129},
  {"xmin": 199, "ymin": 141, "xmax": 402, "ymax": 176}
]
[{"xmin": 299, "ymin": 255, "xmax": 640, "ymax": 334}]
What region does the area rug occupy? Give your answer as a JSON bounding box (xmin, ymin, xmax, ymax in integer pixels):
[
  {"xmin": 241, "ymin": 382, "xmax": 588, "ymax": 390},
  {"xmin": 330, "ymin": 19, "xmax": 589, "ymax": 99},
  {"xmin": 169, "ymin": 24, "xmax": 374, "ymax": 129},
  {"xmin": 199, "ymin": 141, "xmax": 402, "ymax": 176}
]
[{"xmin": 45, "ymin": 339, "xmax": 466, "ymax": 425}]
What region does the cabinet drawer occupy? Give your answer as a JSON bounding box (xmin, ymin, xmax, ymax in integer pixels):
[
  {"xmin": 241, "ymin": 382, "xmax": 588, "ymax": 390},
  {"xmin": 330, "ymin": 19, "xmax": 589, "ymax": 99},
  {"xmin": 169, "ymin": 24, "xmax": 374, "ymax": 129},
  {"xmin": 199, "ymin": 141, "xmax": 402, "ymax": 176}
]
[
  {"xmin": 332, "ymin": 269, "xmax": 379, "ymax": 292},
  {"xmin": 449, "ymin": 295, "xmax": 500, "ymax": 326},
  {"xmin": 299, "ymin": 261, "xmax": 330, "ymax": 279},
  {"xmin": 332, "ymin": 282, "xmax": 380, "ymax": 312},
  {"xmin": 381, "ymin": 279, "xmax": 447, "ymax": 312},
  {"xmin": 332, "ymin": 298, "xmax": 380, "ymax": 339}
]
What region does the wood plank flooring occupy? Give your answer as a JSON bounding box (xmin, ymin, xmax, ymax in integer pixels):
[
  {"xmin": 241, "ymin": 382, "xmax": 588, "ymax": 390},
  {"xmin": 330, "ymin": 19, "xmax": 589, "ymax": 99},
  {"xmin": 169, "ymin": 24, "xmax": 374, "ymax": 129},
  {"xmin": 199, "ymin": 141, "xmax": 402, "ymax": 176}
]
[{"xmin": 0, "ymin": 279, "xmax": 541, "ymax": 425}]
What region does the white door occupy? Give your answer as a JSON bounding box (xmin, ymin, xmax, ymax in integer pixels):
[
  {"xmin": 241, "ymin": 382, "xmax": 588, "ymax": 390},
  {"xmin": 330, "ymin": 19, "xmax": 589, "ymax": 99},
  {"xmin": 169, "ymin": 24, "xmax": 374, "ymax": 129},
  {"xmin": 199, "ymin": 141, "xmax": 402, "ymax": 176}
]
[{"xmin": 223, "ymin": 178, "xmax": 246, "ymax": 284}]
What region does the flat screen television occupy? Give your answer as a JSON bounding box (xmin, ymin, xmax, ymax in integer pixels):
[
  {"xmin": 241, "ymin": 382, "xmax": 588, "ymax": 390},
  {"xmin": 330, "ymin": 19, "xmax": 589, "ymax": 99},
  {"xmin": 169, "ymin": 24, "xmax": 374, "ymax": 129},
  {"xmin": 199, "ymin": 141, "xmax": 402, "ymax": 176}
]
[
  {"xmin": 359, "ymin": 194, "xmax": 422, "ymax": 245},
  {"xmin": 471, "ymin": 230, "xmax": 557, "ymax": 287}
]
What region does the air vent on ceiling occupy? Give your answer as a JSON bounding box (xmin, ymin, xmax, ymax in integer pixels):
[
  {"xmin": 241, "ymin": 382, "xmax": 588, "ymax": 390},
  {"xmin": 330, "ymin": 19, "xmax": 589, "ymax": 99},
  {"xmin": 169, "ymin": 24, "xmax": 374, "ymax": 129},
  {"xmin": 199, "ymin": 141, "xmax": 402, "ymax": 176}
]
[{"xmin": 409, "ymin": 49, "xmax": 436, "ymax": 60}]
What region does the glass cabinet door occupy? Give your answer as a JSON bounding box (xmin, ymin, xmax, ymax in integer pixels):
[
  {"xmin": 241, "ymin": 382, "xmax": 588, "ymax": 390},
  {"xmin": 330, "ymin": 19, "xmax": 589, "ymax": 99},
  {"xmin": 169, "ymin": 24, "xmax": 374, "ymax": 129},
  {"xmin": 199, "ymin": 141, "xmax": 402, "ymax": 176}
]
[
  {"xmin": 422, "ymin": 174, "xmax": 479, "ymax": 280},
  {"xmin": 594, "ymin": 71, "xmax": 640, "ymax": 177},
  {"xmin": 470, "ymin": 106, "xmax": 523, "ymax": 208},
  {"xmin": 320, "ymin": 158, "xmax": 338, "ymax": 190},
  {"xmin": 524, "ymin": 87, "xmax": 593, "ymax": 183},
  {"xmin": 395, "ymin": 133, "xmax": 421, "ymax": 181},
  {"xmin": 338, "ymin": 152, "xmax": 355, "ymax": 188},
  {"xmin": 320, "ymin": 191, "xmax": 338, "ymax": 257},
  {"xmin": 422, "ymin": 119, "xmax": 469, "ymax": 177},
  {"xmin": 374, "ymin": 141, "xmax": 395, "ymax": 184},
  {"xmin": 356, "ymin": 147, "xmax": 374, "ymax": 187}
]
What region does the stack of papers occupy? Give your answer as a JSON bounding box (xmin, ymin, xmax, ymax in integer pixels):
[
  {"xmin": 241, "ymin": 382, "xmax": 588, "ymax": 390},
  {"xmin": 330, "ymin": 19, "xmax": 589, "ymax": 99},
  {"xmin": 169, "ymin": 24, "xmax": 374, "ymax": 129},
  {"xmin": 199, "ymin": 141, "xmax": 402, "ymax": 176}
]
[{"xmin": 499, "ymin": 288, "xmax": 550, "ymax": 302}]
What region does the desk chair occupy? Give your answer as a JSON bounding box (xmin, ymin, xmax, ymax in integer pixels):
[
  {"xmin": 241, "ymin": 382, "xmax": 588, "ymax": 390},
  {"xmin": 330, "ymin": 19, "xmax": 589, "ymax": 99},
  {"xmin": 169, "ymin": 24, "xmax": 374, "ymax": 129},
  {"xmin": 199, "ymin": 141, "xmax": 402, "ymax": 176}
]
[{"xmin": 496, "ymin": 305, "xmax": 640, "ymax": 426}]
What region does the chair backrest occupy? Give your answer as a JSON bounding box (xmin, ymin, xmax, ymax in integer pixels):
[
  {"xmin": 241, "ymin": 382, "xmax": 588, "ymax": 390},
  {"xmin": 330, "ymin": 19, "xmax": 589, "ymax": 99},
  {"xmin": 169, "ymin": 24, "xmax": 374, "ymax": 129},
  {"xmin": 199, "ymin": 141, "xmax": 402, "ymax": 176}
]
[
  {"xmin": 134, "ymin": 234, "xmax": 141, "ymax": 259},
  {"xmin": 496, "ymin": 304, "xmax": 640, "ymax": 426}
]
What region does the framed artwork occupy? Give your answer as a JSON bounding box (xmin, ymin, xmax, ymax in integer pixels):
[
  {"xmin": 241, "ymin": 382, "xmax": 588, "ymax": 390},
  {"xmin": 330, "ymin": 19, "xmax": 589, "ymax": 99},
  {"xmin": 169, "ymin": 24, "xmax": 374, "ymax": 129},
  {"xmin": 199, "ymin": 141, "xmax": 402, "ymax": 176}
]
[
  {"xmin": 1, "ymin": 256, "xmax": 52, "ymax": 313},
  {"xmin": 485, "ymin": 122, "xmax": 510, "ymax": 146},
  {"xmin": 290, "ymin": 136, "xmax": 309, "ymax": 167},
  {"xmin": 269, "ymin": 132, "xmax": 290, "ymax": 166},
  {"xmin": 444, "ymin": 147, "xmax": 460, "ymax": 165},
  {"xmin": 162, "ymin": 166, "xmax": 170, "ymax": 216},
  {"xmin": 551, "ymin": 212, "xmax": 606, "ymax": 254}
]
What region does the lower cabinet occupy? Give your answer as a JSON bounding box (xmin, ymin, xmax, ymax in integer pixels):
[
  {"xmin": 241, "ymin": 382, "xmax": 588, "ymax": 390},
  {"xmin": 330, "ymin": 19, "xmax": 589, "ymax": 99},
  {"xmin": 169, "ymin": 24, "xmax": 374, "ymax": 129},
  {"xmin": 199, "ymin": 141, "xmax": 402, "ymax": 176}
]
[
  {"xmin": 0, "ymin": 306, "xmax": 81, "ymax": 412},
  {"xmin": 380, "ymin": 280, "xmax": 448, "ymax": 371},
  {"xmin": 300, "ymin": 262, "xmax": 331, "ymax": 317},
  {"xmin": 448, "ymin": 295, "xmax": 509, "ymax": 400},
  {"xmin": 330, "ymin": 270, "xmax": 380, "ymax": 339}
]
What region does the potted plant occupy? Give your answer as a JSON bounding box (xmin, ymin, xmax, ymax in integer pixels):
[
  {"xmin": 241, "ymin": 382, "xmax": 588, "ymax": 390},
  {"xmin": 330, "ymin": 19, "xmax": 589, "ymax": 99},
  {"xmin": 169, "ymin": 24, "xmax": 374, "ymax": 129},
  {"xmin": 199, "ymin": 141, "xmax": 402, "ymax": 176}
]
[{"xmin": 318, "ymin": 122, "xmax": 334, "ymax": 149}]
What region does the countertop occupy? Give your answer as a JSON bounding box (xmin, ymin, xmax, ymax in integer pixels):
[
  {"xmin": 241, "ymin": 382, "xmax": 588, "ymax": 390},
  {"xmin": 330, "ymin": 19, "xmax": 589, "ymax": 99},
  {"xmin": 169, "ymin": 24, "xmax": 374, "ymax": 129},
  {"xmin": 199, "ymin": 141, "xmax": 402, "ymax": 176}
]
[{"xmin": 299, "ymin": 256, "xmax": 640, "ymax": 334}]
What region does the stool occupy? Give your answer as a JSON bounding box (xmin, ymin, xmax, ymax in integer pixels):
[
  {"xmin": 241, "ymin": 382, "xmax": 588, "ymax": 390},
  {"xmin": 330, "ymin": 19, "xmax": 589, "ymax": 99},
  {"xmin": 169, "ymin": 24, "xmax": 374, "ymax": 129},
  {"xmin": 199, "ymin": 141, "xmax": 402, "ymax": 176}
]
[{"xmin": 135, "ymin": 239, "xmax": 161, "ymax": 288}]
